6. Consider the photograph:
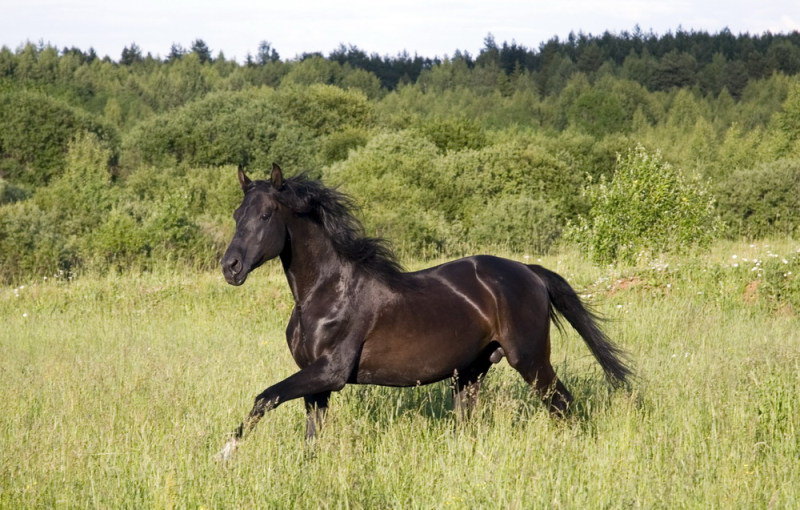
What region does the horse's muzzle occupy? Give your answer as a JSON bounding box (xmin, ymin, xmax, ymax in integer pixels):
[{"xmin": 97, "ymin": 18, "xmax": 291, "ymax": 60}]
[{"xmin": 221, "ymin": 256, "xmax": 247, "ymax": 286}]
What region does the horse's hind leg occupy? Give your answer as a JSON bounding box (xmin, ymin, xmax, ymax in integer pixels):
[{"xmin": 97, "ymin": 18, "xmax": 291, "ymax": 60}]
[
  {"xmin": 529, "ymin": 363, "xmax": 573, "ymax": 416},
  {"xmin": 304, "ymin": 391, "xmax": 330, "ymax": 440},
  {"xmin": 453, "ymin": 344, "xmax": 501, "ymax": 419},
  {"xmin": 504, "ymin": 332, "xmax": 573, "ymax": 416}
]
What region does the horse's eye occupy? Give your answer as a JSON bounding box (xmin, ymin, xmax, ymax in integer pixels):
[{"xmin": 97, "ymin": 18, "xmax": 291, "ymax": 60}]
[{"xmin": 261, "ymin": 212, "xmax": 271, "ymax": 221}]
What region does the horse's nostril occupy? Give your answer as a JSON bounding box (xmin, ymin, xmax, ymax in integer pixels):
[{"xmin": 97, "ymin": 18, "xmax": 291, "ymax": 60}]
[{"xmin": 228, "ymin": 258, "xmax": 242, "ymax": 274}]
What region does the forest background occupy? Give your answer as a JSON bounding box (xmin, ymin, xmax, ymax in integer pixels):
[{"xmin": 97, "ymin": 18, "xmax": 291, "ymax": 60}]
[{"xmin": 1, "ymin": 29, "xmax": 800, "ymax": 281}]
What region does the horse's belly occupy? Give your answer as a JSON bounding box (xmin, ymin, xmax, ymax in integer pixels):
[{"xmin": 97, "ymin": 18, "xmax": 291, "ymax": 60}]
[{"xmin": 354, "ymin": 305, "xmax": 491, "ymax": 386}]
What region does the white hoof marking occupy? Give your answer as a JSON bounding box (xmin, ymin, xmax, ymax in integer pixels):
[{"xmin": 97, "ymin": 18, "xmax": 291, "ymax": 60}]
[{"xmin": 215, "ymin": 438, "xmax": 239, "ymax": 462}]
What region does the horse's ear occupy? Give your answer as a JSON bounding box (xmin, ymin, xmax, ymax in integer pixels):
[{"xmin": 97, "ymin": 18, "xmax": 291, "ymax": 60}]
[
  {"xmin": 271, "ymin": 163, "xmax": 284, "ymax": 189},
  {"xmin": 237, "ymin": 164, "xmax": 252, "ymax": 192}
]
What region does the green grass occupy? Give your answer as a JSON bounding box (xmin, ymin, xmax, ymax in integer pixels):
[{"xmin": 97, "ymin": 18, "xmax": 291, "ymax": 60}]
[{"xmin": 1, "ymin": 241, "xmax": 798, "ymax": 508}]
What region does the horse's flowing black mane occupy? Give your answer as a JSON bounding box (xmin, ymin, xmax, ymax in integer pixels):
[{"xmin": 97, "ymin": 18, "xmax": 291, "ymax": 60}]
[{"xmin": 260, "ymin": 174, "xmax": 405, "ymax": 283}]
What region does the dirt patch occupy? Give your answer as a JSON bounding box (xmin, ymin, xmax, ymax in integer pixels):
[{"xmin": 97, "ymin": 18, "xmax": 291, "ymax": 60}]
[
  {"xmin": 743, "ymin": 280, "xmax": 760, "ymax": 303},
  {"xmin": 608, "ymin": 276, "xmax": 643, "ymax": 295}
]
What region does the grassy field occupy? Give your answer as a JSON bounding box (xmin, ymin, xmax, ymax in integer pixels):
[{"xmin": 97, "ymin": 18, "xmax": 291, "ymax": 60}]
[{"xmin": 1, "ymin": 241, "xmax": 798, "ymax": 508}]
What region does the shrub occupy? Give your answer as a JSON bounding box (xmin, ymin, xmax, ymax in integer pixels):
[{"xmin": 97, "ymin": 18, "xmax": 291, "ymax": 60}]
[
  {"xmin": 324, "ymin": 131, "xmax": 451, "ymax": 256},
  {"xmin": 432, "ymin": 140, "xmax": 583, "ymax": 223},
  {"xmin": 120, "ymin": 89, "xmax": 281, "ymax": 169},
  {"xmin": 327, "ymin": 133, "xmax": 575, "ymax": 256},
  {"xmin": 273, "ymin": 84, "xmax": 373, "ymax": 136},
  {"xmin": 0, "ymin": 201, "xmax": 73, "ymax": 282},
  {"xmin": 121, "ymin": 85, "xmax": 373, "ymax": 174},
  {"xmin": 0, "ymin": 178, "xmax": 30, "ymax": 205},
  {"xmin": 33, "ymin": 133, "xmax": 117, "ymax": 234},
  {"xmin": 714, "ymin": 158, "xmax": 800, "ymax": 237},
  {"xmin": 468, "ymin": 195, "xmax": 562, "ymax": 254},
  {"xmin": 567, "ymin": 89, "xmax": 628, "ymax": 136},
  {"xmin": 568, "ymin": 145, "xmax": 719, "ymax": 264},
  {"xmin": 0, "ymin": 90, "xmax": 118, "ymax": 186},
  {"xmin": 413, "ymin": 116, "xmax": 487, "ymax": 152},
  {"xmin": 320, "ymin": 128, "xmax": 369, "ymax": 164}
]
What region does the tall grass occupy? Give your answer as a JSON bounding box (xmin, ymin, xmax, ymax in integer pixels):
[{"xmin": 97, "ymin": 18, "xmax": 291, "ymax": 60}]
[{"xmin": 1, "ymin": 241, "xmax": 798, "ymax": 508}]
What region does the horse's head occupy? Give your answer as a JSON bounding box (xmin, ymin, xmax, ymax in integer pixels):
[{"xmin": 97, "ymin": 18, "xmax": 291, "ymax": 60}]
[{"xmin": 221, "ymin": 164, "xmax": 289, "ymax": 286}]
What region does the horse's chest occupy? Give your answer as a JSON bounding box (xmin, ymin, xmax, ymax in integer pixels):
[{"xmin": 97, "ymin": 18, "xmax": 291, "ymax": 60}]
[{"xmin": 287, "ymin": 310, "xmax": 348, "ymax": 368}]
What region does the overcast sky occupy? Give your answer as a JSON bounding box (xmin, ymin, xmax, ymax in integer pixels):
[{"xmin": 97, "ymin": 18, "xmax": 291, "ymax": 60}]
[{"xmin": 1, "ymin": 0, "xmax": 799, "ymax": 61}]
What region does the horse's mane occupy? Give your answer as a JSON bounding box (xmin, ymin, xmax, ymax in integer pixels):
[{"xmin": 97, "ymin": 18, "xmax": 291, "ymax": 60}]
[{"xmin": 257, "ymin": 174, "xmax": 406, "ymax": 284}]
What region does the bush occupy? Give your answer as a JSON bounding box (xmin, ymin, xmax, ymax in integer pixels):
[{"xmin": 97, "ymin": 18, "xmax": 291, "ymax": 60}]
[
  {"xmin": 468, "ymin": 195, "xmax": 562, "ymax": 254},
  {"xmin": 568, "ymin": 145, "xmax": 719, "ymax": 264},
  {"xmin": 121, "ymin": 85, "xmax": 373, "ymax": 174},
  {"xmin": 715, "ymin": 158, "xmax": 800, "ymax": 237},
  {"xmin": 432, "ymin": 140, "xmax": 583, "ymax": 223},
  {"xmin": 121, "ymin": 89, "xmax": 281, "ymax": 169},
  {"xmin": 413, "ymin": 116, "xmax": 487, "ymax": 152},
  {"xmin": 34, "ymin": 133, "xmax": 117, "ymax": 234},
  {"xmin": 0, "ymin": 90, "xmax": 118, "ymax": 186},
  {"xmin": 320, "ymin": 128, "xmax": 369, "ymax": 164},
  {"xmin": 0, "ymin": 201, "xmax": 73, "ymax": 282},
  {"xmin": 326, "ymin": 133, "xmax": 576, "ymax": 256},
  {"xmin": 0, "ymin": 178, "xmax": 30, "ymax": 205},
  {"xmin": 324, "ymin": 131, "xmax": 451, "ymax": 256},
  {"xmin": 567, "ymin": 89, "xmax": 627, "ymax": 136}
]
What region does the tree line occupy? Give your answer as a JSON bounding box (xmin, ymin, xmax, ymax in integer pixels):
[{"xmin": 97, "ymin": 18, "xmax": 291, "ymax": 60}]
[{"xmin": 0, "ymin": 29, "xmax": 799, "ymax": 282}]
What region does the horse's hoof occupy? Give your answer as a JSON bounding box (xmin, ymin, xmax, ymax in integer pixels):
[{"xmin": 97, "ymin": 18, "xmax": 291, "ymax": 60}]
[{"xmin": 215, "ymin": 438, "xmax": 239, "ymax": 462}]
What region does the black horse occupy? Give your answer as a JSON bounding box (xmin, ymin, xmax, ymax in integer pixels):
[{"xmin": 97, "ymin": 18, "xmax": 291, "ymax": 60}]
[{"xmin": 216, "ymin": 164, "xmax": 631, "ymax": 459}]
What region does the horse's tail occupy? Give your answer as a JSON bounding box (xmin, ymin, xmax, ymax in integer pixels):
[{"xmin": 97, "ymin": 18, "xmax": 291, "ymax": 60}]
[{"xmin": 527, "ymin": 264, "xmax": 632, "ymax": 386}]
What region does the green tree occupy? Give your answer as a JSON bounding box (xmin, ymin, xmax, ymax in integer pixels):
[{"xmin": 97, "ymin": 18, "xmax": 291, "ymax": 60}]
[
  {"xmin": 651, "ymin": 50, "xmax": 696, "ymax": 90},
  {"xmin": 257, "ymin": 41, "xmax": 280, "ymax": 64},
  {"xmin": 120, "ymin": 43, "xmax": 143, "ymax": 65},
  {"xmin": 190, "ymin": 39, "xmax": 212, "ymax": 64}
]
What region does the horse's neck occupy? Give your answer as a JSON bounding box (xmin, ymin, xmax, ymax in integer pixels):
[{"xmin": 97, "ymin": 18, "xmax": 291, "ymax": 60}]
[{"xmin": 280, "ymin": 218, "xmax": 346, "ymax": 305}]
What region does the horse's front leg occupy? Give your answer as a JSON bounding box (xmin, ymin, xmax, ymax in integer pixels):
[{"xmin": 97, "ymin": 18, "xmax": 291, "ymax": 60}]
[
  {"xmin": 304, "ymin": 391, "xmax": 331, "ymax": 440},
  {"xmin": 217, "ymin": 354, "xmax": 354, "ymax": 461}
]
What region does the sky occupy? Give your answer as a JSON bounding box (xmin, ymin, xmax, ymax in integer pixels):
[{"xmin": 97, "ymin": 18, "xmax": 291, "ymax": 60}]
[{"xmin": 1, "ymin": 0, "xmax": 799, "ymax": 62}]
